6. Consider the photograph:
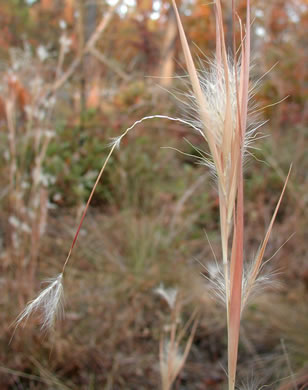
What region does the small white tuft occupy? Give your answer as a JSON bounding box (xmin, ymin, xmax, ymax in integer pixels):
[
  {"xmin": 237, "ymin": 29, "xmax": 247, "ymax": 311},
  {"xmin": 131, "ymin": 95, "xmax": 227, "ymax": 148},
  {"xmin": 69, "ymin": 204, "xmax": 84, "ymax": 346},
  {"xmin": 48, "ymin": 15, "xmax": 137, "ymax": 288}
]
[
  {"xmin": 14, "ymin": 273, "xmax": 64, "ymax": 331},
  {"xmin": 108, "ymin": 135, "xmax": 123, "ymax": 149},
  {"xmin": 154, "ymin": 284, "xmax": 178, "ymax": 309}
]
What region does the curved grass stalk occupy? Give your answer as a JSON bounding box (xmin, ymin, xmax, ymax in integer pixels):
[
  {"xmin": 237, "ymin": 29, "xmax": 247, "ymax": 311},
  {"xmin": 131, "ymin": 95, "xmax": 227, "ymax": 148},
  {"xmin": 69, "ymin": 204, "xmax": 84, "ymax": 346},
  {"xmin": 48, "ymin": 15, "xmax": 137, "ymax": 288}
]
[{"xmin": 14, "ymin": 115, "xmax": 208, "ymax": 332}]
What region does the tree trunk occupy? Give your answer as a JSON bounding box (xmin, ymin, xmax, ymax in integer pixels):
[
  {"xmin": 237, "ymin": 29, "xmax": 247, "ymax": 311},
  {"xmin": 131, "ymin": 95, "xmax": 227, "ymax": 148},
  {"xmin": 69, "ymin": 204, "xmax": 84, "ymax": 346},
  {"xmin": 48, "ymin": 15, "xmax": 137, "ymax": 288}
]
[{"xmin": 159, "ymin": 8, "xmax": 177, "ymax": 87}]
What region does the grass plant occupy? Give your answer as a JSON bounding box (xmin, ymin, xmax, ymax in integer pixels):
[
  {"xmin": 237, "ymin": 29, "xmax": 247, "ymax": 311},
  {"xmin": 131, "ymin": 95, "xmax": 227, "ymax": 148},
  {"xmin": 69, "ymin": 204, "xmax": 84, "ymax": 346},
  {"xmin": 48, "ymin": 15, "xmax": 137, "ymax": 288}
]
[
  {"xmin": 171, "ymin": 1, "xmax": 291, "ymax": 388},
  {"xmin": 13, "ymin": 1, "xmax": 294, "ymax": 389},
  {"xmin": 155, "ymin": 285, "xmax": 199, "ymax": 390}
]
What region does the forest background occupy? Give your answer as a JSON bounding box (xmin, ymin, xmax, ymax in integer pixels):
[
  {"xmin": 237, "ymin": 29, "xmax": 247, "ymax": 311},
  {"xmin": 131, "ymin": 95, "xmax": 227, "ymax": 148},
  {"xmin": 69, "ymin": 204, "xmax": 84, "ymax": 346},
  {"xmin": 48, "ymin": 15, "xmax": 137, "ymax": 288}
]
[{"xmin": 0, "ymin": 0, "xmax": 307, "ymax": 388}]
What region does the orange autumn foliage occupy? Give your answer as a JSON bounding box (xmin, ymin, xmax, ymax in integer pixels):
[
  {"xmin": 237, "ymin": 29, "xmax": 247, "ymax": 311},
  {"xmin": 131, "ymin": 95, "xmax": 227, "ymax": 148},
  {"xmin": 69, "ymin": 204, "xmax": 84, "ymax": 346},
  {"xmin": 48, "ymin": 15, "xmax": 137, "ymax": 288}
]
[
  {"xmin": 0, "ymin": 76, "xmax": 31, "ymax": 121},
  {"xmin": 64, "ymin": 0, "xmax": 74, "ymax": 24}
]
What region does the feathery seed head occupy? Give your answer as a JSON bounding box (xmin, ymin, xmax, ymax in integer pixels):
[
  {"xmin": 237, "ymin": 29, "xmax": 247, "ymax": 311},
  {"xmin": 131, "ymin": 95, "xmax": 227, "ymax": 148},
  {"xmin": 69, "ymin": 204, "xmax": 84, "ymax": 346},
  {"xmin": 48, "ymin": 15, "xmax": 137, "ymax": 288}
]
[
  {"xmin": 14, "ymin": 273, "xmax": 64, "ymax": 331},
  {"xmin": 183, "ymin": 57, "xmax": 260, "ymax": 218},
  {"xmin": 189, "ymin": 58, "xmax": 241, "ymax": 149}
]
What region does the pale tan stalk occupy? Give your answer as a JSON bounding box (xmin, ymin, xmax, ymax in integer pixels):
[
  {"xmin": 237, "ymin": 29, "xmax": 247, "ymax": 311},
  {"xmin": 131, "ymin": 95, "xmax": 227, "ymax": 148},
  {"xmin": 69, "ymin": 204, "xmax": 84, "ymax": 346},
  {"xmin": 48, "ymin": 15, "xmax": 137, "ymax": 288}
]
[{"xmin": 158, "ymin": 290, "xmax": 199, "ymax": 390}]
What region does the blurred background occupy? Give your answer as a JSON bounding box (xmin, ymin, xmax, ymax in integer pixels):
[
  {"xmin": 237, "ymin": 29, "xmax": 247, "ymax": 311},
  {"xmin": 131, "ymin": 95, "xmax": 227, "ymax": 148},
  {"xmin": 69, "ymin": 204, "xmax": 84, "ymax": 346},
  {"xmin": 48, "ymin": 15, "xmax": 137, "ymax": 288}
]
[{"xmin": 0, "ymin": 0, "xmax": 307, "ymax": 388}]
